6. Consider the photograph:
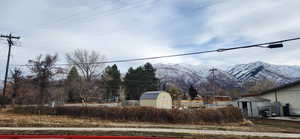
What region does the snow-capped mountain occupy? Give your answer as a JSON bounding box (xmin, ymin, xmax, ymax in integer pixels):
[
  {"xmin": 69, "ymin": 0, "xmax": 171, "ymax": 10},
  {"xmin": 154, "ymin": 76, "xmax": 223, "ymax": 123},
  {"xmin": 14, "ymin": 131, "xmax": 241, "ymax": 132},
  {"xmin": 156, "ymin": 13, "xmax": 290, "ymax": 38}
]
[
  {"xmin": 154, "ymin": 61, "xmax": 300, "ymax": 95},
  {"xmin": 154, "ymin": 63, "xmax": 242, "ymax": 95},
  {"xmin": 155, "ymin": 63, "xmax": 210, "ymax": 91},
  {"xmin": 227, "ymin": 61, "xmax": 300, "ymax": 85}
]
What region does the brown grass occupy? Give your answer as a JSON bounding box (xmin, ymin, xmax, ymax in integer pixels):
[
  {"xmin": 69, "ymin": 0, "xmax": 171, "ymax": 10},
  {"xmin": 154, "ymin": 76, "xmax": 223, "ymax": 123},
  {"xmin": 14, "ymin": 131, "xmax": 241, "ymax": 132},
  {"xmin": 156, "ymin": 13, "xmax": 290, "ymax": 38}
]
[
  {"xmin": 0, "ymin": 109, "xmax": 300, "ymax": 134},
  {"xmin": 2, "ymin": 107, "xmax": 300, "ymax": 134},
  {"xmin": 11, "ymin": 106, "xmax": 243, "ymax": 124}
]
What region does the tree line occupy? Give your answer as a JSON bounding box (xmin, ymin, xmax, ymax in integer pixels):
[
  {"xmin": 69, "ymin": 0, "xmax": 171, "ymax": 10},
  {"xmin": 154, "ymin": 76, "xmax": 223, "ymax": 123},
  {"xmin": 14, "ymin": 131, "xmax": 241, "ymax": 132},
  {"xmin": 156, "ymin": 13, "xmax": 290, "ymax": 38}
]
[
  {"xmin": 1, "ymin": 49, "xmax": 230, "ymax": 106},
  {"xmin": 1, "ymin": 49, "xmax": 163, "ymax": 105}
]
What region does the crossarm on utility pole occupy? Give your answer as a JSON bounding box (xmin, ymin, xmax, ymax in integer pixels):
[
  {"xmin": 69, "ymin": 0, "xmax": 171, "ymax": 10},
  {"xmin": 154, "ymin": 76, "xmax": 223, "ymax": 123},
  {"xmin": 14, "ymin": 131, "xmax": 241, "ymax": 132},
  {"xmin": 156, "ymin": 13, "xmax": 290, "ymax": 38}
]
[{"xmin": 0, "ymin": 34, "xmax": 20, "ymax": 97}]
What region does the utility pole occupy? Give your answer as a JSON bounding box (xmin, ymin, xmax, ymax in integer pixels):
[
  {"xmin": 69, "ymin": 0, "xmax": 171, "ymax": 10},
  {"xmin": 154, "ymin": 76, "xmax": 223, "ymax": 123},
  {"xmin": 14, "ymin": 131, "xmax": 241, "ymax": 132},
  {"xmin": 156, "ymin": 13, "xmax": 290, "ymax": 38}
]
[
  {"xmin": 0, "ymin": 33, "xmax": 20, "ymax": 96},
  {"xmin": 209, "ymin": 68, "xmax": 217, "ymax": 105}
]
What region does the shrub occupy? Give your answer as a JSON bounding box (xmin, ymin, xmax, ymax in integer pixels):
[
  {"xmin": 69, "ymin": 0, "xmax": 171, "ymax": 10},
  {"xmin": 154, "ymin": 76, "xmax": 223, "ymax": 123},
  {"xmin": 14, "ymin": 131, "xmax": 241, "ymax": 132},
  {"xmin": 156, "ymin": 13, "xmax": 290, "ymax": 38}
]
[
  {"xmin": 0, "ymin": 96, "xmax": 11, "ymax": 105},
  {"xmin": 12, "ymin": 106, "xmax": 243, "ymax": 124}
]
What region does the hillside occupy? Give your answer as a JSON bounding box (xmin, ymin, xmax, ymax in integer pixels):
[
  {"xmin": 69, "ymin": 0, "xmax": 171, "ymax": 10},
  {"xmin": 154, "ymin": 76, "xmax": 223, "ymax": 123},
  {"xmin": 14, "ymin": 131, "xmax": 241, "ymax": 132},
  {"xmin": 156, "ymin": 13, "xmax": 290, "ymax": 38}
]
[
  {"xmin": 227, "ymin": 61, "xmax": 300, "ymax": 85},
  {"xmin": 154, "ymin": 61, "xmax": 300, "ymax": 95}
]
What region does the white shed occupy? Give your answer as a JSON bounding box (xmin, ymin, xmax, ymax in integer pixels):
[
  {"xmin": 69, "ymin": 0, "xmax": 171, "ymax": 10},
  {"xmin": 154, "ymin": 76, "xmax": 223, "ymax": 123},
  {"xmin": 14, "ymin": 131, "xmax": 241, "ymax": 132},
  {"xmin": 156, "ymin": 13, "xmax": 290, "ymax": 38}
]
[
  {"xmin": 140, "ymin": 91, "xmax": 172, "ymax": 109},
  {"xmin": 234, "ymin": 97, "xmax": 272, "ymax": 117}
]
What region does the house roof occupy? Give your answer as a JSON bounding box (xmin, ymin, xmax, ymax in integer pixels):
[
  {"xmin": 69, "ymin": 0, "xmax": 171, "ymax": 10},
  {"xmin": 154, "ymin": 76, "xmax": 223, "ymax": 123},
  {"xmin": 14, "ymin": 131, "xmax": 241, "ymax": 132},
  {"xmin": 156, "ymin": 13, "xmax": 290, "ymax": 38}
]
[
  {"xmin": 236, "ymin": 97, "xmax": 270, "ymax": 102},
  {"xmin": 140, "ymin": 91, "xmax": 165, "ymax": 100},
  {"xmin": 243, "ymin": 80, "xmax": 300, "ymax": 97}
]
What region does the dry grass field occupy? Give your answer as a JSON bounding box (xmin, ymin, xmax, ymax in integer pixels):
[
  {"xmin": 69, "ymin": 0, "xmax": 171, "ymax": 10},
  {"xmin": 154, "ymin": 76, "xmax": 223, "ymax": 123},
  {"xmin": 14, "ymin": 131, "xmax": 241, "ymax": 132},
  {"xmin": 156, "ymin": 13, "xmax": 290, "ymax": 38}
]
[
  {"xmin": 10, "ymin": 106, "xmax": 244, "ymax": 124},
  {"xmin": 0, "ymin": 108, "xmax": 300, "ymax": 134}
]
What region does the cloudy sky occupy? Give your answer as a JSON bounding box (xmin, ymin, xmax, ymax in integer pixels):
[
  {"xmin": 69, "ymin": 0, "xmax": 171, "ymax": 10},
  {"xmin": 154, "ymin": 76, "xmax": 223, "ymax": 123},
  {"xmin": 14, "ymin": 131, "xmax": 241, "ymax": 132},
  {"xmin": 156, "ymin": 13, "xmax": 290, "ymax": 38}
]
[{"xmin": 0, "ymin": 0, "xmax": 300, "ymax": 74}]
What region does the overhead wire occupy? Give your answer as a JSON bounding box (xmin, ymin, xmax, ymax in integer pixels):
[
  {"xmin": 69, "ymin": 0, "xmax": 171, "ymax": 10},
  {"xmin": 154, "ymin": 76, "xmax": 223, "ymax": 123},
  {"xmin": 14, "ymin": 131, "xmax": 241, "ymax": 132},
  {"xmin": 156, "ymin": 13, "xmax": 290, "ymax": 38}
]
[
  {"xmin": 16, "ymin": 0, "xmax": 117, "ymax": 33},
  {"xmin": 42, "ymin": 0, "xmax": 117, "ymax": 25},
  {"xmin": 76, "ymin": 0, "xmax": 157, "ymax": 24},
  {"xmin": 8, "ymin": 37, "xmax": 300, "ymax": 67},
  {"xmin": 18, "ymin": 0, "xmax": 155, "ymax": 33}
]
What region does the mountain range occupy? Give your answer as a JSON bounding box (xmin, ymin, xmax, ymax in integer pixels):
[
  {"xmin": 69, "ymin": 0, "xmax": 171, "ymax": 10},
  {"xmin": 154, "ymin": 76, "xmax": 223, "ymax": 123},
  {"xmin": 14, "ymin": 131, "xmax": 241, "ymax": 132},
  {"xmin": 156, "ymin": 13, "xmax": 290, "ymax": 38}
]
[
  {"xmin": 1, "ymin": 61, "xmax": 300, "ymax": 95},
  {"xmin": 154, "ymin": 61, "xmax": 300, "ymax": 95}
]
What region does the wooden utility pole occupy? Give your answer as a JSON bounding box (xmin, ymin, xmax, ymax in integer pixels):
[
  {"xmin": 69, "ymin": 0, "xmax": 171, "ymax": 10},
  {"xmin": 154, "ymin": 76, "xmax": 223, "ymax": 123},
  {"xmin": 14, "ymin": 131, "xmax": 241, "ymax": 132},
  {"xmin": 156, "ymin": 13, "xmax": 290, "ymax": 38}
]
[
  {"xmin": 0, "ymin": 34, "xmax": 20, "ymax": 96},
  {"xmin": 209, "ymin": 68, "xmax": 217, "ymax": 105}
]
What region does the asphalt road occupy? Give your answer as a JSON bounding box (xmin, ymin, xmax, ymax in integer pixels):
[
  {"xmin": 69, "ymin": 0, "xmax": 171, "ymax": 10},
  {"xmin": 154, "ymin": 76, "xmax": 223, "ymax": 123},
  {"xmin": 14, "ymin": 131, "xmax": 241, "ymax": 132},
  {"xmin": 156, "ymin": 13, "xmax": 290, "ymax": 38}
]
[{"xmin": 0, "ymin": 127, "xmax": 300, "ymax": 138}]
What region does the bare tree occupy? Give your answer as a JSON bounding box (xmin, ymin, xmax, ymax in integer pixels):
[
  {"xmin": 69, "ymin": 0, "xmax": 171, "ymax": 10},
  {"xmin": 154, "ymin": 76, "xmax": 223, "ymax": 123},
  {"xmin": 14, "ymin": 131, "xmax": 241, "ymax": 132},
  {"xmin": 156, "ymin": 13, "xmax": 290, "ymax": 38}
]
[
  {"xmin": 65, "ymin": 49, "xmax": 106, "ymax": 105},
  {"xmin": 10, "ymin": 68, "xmax": 24, "ymax": 106},
  {"xmin": 66, "ymin": 49, "xmax": 106, "ymax": 81},
  {"xmin": 28, "ymin": 54, "xmax": 58, "ymax": 104}
]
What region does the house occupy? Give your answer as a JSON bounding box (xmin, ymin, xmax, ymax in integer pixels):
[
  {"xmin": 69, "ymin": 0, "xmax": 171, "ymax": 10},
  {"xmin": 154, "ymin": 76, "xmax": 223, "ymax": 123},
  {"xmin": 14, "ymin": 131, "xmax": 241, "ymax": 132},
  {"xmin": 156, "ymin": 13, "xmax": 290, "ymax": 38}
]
[
  {"xmin": 177, "ymin": 96, "xmax": 233, "ymax": 109},
  {"xmin": 202, "ymin": 95, "xmax": 233, "ymax": 107},
  {"xmin": 214, "ymin": 96, "xmax": 233, "ymax": 106},
  {"xmin": 179, "ymin": 100, "xmax": 204, "ymax": 108},
  {"xmin": 140, "ymin": 91, "xmax": 172, "ymax": 109},
  {"xmin": 234, "ymin": 97, "xmax": 272, "ymax": 117},
  {"xmin": 245, "ymin": 80, "xmax": 300, "ymax": 116}
]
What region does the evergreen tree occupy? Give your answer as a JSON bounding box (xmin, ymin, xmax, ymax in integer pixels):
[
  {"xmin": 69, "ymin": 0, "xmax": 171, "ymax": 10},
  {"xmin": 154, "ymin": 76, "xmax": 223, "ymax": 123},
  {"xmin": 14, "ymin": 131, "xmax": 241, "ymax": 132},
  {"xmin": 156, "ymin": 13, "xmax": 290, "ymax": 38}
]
[
  {"xmin": 188, "ymin": 85, "xmax": 198, "ymax": 100},
  {"xmin": 124, "ymin": 63, "xmax": 159, "ymax": 100},
  {"xmin": 67, "ymin": 66, "xmax": 80, "ymax": 81},
  {"xmin": 65, "ymin": 66, "xmax": 81, "ymax": 102},
  {"xmin": 143, "ymin": 63, "xmax": 159, "ymax": 90},
  {"xmin": 123, "ymin": 67, "xmax": 136, "ymax": 99},
  {"xmin": 103, "ymin": 64, "xmax": 121, "ymax": 101}
]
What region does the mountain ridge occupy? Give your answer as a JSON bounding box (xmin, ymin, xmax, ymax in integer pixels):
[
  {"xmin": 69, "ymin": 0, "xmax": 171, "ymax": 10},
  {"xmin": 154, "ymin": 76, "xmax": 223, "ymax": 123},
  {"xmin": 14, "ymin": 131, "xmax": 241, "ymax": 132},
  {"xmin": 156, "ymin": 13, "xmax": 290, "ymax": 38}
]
[{"xmin": 154, "ymin": 61, "xmax": 300, "ymax": 95}]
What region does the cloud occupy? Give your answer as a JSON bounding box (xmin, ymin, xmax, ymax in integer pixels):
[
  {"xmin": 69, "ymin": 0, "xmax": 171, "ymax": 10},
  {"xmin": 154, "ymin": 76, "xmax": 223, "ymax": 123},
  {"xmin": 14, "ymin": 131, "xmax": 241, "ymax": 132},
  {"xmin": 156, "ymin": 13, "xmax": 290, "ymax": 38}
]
[
  {"xmin": 193, "ymin": 0, "xmax": 300, "ymax": 66},
  {"xmin": 0, "ymin": 0, "xmax": 188, "ymax": 74},
  {"xmin": 0, "ymin": 0, "xmax": 300, "ymax": 78}
]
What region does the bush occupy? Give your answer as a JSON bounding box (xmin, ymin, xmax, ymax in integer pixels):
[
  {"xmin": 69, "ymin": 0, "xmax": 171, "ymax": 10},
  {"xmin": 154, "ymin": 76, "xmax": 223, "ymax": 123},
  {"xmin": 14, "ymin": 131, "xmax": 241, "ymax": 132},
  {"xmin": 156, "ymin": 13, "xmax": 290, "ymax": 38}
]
[
  {"xmin": 0, "ymin": 96, "xmax": 11, "ymax": 105},
  {"xmin": 12, "ymin": 106, "xmax": 243, "ymax": 124}
]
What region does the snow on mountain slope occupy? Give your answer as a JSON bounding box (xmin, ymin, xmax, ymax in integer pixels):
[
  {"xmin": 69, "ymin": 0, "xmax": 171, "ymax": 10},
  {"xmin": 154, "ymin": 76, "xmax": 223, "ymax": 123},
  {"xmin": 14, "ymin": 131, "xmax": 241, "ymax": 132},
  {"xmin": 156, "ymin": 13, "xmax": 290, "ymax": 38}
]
[
  {"xmin": 154, "ymin": 63, "xmax": 242, "ymax": 94},
  {"xmin": 155, "ymin": 64, "xmax": 209, "ymax": 91},
  {"xmin": 227, "ymin": 61, "xmax": 300, "ymax": 85},
  {"xmin": 206, "ymin": 69, "xmax": 242, "ymax": 89},
  {"xmin": 154, "ymin": 61, "xmax": 300, "ymax": 95}
]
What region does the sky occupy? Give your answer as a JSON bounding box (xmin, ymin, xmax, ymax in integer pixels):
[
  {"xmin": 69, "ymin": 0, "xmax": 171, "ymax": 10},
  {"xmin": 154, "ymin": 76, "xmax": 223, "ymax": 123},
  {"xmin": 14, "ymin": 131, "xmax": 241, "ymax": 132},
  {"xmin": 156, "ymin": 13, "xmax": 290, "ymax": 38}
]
[{"xmin": 0, "ymin": 0, "xmax": 300, "ymax": 75}]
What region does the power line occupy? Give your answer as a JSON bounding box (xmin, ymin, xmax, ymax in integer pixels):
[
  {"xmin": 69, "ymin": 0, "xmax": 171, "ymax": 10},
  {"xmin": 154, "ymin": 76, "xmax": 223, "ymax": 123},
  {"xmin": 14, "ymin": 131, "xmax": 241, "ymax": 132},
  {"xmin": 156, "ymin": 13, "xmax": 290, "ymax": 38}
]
[
  {"xmin": 74, "ymin": 0, "xmax": 158, "ymax": 35},
  {"xmin": 20, "ymin": 0, "xmax": 155, "ymax": 33},
  {"xmin": 9, "ymin": 37, "xmax": 300, "ymax": 67},
  {"xmin": 44, "ymin": 0, "xmax": 116, "ymax": 25},
  {"xmin": 18, "ymin": 1, "xmax": 116, "ymax": 31},
  {"xmin": 77, "ymin": 0, "xmax": 156, "ymax": 24}
]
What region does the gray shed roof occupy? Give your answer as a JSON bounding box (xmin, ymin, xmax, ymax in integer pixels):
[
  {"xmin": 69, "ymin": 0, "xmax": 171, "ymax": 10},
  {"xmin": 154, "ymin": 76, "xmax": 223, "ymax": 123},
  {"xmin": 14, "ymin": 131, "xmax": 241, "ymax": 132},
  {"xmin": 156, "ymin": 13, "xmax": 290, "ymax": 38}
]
[{"xmin": 140, "ymin": 91, "xmax": 164, "ymax": 100}]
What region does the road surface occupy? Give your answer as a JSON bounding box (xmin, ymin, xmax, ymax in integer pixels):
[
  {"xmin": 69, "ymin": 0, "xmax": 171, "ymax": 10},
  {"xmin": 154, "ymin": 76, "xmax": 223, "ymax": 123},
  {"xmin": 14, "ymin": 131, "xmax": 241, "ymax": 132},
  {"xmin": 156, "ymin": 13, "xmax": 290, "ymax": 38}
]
[
  {"xmin": 0, "ymin": 127, "xmax": 300, "ymax": 138},
  {"xmin": 269, "ymin": 116, "xmax": 300, "ymax": 122}
]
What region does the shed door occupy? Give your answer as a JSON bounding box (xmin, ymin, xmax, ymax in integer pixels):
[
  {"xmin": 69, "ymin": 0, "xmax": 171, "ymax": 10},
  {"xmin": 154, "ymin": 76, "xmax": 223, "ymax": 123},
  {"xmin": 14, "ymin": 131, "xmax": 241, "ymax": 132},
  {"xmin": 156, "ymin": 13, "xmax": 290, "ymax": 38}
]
[{"xmin": 242, "ymin": 102, "xmax": 248, "ymax": 116}]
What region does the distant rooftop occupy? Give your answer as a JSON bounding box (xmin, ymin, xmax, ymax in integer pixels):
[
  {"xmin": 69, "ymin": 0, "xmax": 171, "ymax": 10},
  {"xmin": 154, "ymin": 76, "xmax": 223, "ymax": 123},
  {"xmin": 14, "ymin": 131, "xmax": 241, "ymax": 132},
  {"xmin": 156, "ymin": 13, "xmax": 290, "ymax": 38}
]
[
  {"xmin": 140, "ymin": 91, "xmax": 165, "ymax": 100},
  {"xmin": 243, "ymin": 80, "xmax": 300, "ymax": 97},
  {"xmin": 237, "ymin": 97, "xmax": 270, "ymax": 102}
]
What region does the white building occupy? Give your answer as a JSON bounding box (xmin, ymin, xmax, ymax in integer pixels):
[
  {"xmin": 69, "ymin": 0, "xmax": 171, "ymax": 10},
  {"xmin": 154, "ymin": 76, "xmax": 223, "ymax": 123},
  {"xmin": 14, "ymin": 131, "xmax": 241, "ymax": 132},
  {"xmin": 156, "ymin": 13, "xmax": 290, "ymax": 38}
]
[
  {"xmin": 140, "ymin": 91, "xmax": 172, "ymax": 109},
  {"xmin": 253, "ymin": 81, "xmax": 300, "ymax": 116}
]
